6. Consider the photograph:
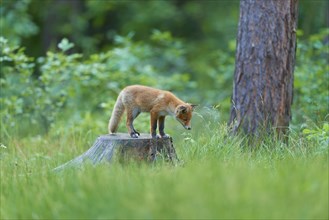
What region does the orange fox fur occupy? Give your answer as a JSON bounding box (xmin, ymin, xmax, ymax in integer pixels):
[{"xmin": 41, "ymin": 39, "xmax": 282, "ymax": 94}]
[{"xmin": 108, "ymin": 85, "xmax": 197, "ymax": 138}]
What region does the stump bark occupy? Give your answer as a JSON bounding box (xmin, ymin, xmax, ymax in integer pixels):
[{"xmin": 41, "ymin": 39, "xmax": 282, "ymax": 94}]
[{"xmin": 54, "ymin": 133, "xmax": 178, "ymax": 172}]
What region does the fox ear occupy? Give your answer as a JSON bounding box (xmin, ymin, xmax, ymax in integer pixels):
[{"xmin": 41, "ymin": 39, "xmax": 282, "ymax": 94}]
[
  {"xmin": 177, "ymin": 105, "xmax": 187, "ymax": 114},
  {"xmin": 190, "ymin": 104, "xmax": 198, "ymax": 111}
]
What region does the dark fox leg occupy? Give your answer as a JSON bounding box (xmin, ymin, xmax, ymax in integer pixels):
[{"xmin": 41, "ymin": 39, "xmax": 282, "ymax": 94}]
[
  {"xmin": 131, "ymin": 109, "xmax": 141, "ymax": 136},
  {"xmin": 150, "ymin": 111, "xmax": 158, "ymax": 138},
  {"xmin": 126, "ymin": 109, "xmax": 140, "ymax": 138},
  {"xmin": 158, "ymin": 116, "xmax": 169, "ymax": 138}
]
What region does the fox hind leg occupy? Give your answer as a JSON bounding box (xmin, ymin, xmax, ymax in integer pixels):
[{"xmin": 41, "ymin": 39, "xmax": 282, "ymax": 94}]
[
  {"xmin": 126, "ymin": 108, "xmax": 141, "ymax": 138},
  {"xmin": 132, "ymin": 108, "xmax": 141, "ymax": 136}
]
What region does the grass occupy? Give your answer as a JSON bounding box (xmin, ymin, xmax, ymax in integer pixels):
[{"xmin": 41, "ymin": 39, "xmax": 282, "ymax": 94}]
[{"xmin": 0, "ymin": 110, "xmax": 328, "ymax": 219}]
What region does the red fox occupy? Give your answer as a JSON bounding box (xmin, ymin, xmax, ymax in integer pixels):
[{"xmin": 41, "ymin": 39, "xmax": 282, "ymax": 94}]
[{"xmin": 108, "ymin": 85, "xmax": 197, "ymax": 138}]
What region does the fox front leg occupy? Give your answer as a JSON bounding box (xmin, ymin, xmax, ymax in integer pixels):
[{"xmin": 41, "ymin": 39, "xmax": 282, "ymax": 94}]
[
  {"xmin": 150, "ymin": 111, "xmax": 159, "ymax": 138},
  {"xmin": 158, "ymin": 116, "xmax": 169, "ymax": 138}
]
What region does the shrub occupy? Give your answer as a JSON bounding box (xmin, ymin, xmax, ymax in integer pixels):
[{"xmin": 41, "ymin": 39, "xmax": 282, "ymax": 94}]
[{"xmin": 0, "ymin": 32, "xmax": 195, "ymax": 138}]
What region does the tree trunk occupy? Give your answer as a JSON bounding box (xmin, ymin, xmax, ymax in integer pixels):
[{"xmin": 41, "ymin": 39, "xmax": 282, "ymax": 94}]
[{"xmin": 229, "ymin": 0, "xmax": 298, "ymax": 137}]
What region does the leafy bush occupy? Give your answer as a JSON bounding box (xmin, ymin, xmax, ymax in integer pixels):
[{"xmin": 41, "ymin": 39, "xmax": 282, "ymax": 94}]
[
  {"xmin": 0, "ymin": 32, "xmax": 196, "ymax": 139},
  {"xmin": 0, "ymin": 0, "xmax": 39, "ymax": 45},
  {"xmin": 303, "ymin": 122, "xmax": 329, "ymax": 154},
  {"xmin": 0, "ymin": 37, "xmax": 37, "ymax": 135},
  {"xmin": 294, "ymin": 29, "xmax": 329, "ymax": 124}
]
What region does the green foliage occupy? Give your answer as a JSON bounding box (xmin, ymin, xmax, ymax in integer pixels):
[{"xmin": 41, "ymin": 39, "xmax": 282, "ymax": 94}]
[
  {"xmin": 188, "ymin": 47, "xmax": 235, "ymax": 115},
  {"xmin": 2, "ymin": 0, "xmax": 326, "ymax": 58},
  {"xmin": 294, "ymin": 28, "xmax": 329, "ymax": 124},
  {"xmin": 303, "ymin": 122, "xmax": 329, "ymax": 154},
  {"xmin": 0, "ymin": 33, "xmax": 195, "ymax": 139},
  {"xmin": 57, "ymin": 38, "xmax": 75, "ymax": 52},
  {"xmin": 0, "ymin": 37, "xmax": 37, "ymax": 135},
  {"xmin": 0, "ymin": 0, "xmax": 39, "ymax": 45}
]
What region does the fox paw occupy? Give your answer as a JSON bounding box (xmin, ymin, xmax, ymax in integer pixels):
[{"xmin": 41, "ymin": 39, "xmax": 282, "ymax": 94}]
[
  {"xmin": 151, "ymin": 134, "xmax": 170, "ymax": 139},
  {"xmin": 160, "ymin": 134, "xmax": 170, "ymax": 139},
  {"xmin": 151, "ymin": 134, "xmax": 160, "ymax": 139},
  {"xmin": 130, "ymin": 132, "xmax": 139, "ymax": 138},
  {"xmin": 133, "ymin": 130, "xmax": 140, "ymax": 136}
]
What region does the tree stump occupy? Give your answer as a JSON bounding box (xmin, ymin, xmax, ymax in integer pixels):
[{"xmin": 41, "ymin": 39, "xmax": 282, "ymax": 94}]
[{"xmin": 53, "ymin": 133, "xmax": 178, "ymax": 172}]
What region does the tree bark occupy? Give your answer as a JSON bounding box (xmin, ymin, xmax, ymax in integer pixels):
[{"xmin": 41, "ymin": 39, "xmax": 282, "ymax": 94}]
[{"xmin": 229, "ymin": 0, "xmax": 298, "ymax": 137}]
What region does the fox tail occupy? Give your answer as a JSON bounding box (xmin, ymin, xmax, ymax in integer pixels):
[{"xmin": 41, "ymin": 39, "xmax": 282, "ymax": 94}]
[{"xmin": 108, "ymin": 93, "xmax": 125, "ymax": 133}]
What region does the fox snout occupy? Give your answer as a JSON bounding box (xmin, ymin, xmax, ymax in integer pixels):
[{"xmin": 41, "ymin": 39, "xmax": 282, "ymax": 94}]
[
  {"xmin": 176, "ymin": 119, "xmax": 192, "ymax": 130},
  {"xmin": 184, "ymin": 125, "xmax": 191, "ymax": 130}
]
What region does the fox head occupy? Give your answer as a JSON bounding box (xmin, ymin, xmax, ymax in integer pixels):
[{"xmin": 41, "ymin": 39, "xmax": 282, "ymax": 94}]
[{"xmin": 175, "ymin": 104, "xmax": 197, "ymax": 130}]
